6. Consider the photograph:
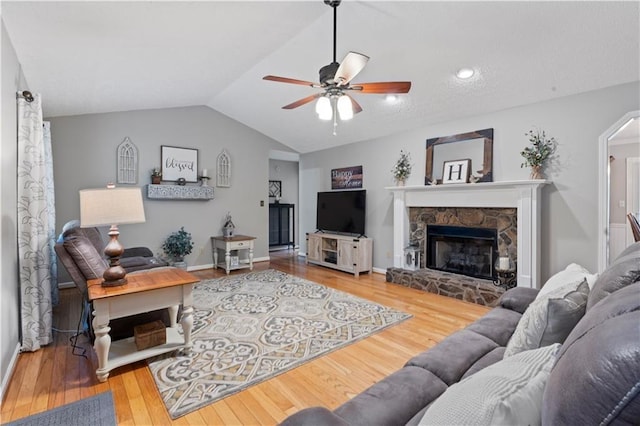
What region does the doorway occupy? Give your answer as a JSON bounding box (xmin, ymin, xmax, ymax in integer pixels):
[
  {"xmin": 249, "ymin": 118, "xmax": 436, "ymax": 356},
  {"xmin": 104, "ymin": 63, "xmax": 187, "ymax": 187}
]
[
  {"xmin": 598, "ymin": 111, "xmax": 640, "ymax": 270},
  {"xmin": 268, "ymin": 150, "xmax": 300, "ymax": 252}
]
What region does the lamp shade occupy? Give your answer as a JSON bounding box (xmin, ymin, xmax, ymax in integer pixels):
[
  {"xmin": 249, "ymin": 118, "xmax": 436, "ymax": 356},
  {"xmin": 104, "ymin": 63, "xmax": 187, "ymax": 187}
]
[
  {"xmin": 337, "ymin": 95, "xmax": 353, "ymax": 121},
  {"xmin": 79, "ymin": 187, "xmax": 146, "ymax": 227},
  {"xmin": 315, "ymin": 96, "xmax": 332, "ymax": 120}
]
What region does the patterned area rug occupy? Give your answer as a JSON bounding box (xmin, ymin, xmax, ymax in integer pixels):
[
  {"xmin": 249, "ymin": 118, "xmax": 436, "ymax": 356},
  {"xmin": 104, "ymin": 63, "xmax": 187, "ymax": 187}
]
[{"xmin": 147, "ymin": 269, "xmax": 411, "ymax": 419}]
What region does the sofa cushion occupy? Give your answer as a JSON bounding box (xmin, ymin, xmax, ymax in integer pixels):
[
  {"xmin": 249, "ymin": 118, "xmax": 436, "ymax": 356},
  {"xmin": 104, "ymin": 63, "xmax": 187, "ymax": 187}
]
[
  {"xmin": 460, "ymin": 347, "xmax": 505, "ymax": 380},
  {"xmin": 279, "ymin": 407, "xmax": 349, "ymax": 426},
  {"xmin": 542, "ymin": 283, "xmax": 640, "ymax": 425},
  {"xmin": 498, "ymin": 287, "xmax": 539, "ymax": 314},
  {"xmin": 62, "ymin": 226, "xmax": 104, "ymax": 254},
  {"xmin": 586, "ymin": 246, "xmax": 640, "ymax": 310},
  {"xmin": 465, "ymin": 307, "xmax": 522, "ymax": 346},
  {"xmin": 538, "ymin": 262, "xmax": 598, "ymax": 295},
  {"xmin": 63, "ymin": 235, "xmax": 108, "ymax": 280},
  {"xmin": 405, "ymin": 330, "xmax": 498, "ymax": 385},
  {"xmin": 504, "ymin": 279, "xmax": 589, "ymax": 358},
  {"xmin": 333, "ymin": 366, "xmax": 447, "ymax": 426},
  {"xmin": 420, "ymin": 344, "xmax": 560, "ymax": 426}
]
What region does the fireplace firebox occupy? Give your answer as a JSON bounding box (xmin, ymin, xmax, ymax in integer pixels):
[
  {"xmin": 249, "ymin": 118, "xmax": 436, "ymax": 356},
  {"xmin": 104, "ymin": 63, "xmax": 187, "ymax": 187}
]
[{"xmin": 426, "ymin": 225, "xmax": 498, "ymax": 280}]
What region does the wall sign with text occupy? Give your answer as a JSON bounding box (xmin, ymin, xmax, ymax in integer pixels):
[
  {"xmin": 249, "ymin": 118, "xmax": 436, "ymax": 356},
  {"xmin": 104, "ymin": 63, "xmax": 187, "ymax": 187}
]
[
  {"xmin": 331, "ymin": 166, "xmax": 363, "ymax": 189},
  {"xmin": 161, "ymin": 146, "xmax": 198, "ymax": 183}
]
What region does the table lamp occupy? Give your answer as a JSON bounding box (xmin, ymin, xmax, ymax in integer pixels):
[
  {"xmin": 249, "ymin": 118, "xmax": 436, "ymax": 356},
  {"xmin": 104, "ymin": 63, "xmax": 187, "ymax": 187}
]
[{"xmin": 79, "ymin": 185, "xmax": 146, "ymax": 286}]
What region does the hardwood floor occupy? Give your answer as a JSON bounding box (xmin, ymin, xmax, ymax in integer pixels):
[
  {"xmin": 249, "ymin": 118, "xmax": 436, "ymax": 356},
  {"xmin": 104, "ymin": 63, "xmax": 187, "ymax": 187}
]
[{"xmin": 1, "ymin": 251, "xmax": 490, "ymax": 425}]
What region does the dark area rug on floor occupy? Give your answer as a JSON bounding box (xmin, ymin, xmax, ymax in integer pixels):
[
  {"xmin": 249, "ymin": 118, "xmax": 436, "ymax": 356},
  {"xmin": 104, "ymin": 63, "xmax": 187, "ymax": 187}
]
[
  {"xmin": 3, "ymin": 391, "xmax": 115, "ymax": 426},
  {"xmin": 147, "ymin": 269, "xmax": 412, "ymax": 419}
]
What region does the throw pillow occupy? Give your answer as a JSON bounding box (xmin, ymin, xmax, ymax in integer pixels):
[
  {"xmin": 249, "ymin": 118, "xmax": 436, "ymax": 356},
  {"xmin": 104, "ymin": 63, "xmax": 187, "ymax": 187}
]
[
  {"xmin": 419, "ymin": 344, "xmax": 560, "ymax": 426},
  {"xmin": 538, "ymin": 263, "xmax": 598, "ymax": 296},
  {"xmin": 63, "ymin": 235, "xmax": 108, "ymax": 279},
  {"xmin": 504, "ymin": 279, "xmax": 589, "ymax": 358}
]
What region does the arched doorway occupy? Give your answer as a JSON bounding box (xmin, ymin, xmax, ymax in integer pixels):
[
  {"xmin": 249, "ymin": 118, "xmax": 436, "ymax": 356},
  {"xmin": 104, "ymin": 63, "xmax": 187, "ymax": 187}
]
[{"xmin": 598, "ymin": 110, "xmax": 640, "ymax": 271}]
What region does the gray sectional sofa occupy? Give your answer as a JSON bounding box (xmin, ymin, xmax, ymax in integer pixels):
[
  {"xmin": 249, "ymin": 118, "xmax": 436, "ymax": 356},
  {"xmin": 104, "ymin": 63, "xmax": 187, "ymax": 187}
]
[{"xmin": 281, "ymin": 242, "xmax": 640, "ymax": 425}]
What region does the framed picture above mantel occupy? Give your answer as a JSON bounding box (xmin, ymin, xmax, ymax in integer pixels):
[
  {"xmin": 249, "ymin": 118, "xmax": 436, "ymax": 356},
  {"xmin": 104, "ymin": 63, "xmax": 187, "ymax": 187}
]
[
  {"xmin": 425, "ymin": 128, "xmax": 493, "ymax": 185},
  {"xmin": 161, "ymin": 146, "xmax": 198, "ymax": 183}
]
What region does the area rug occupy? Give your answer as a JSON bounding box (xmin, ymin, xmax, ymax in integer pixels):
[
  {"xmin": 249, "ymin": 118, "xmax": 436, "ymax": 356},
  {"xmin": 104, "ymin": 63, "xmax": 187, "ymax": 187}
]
[
  {"xmin": 3, "ymin": 391, "xmax": 115, "ymax": 426},
  {"xmin": 147, "ymin": 269, "xmax": 411, "ymax": 419}
]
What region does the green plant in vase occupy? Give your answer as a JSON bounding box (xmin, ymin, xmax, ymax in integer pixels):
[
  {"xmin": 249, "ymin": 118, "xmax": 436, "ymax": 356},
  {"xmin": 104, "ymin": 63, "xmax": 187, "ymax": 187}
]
[
  {"xmin": 151, "ymin": 167, "xmax": 162, "ymax": 184},
  {"xmin": 521, "ymin": 129, "xmax": 557, "ymax": 179},
  {"xmin": 162, "ymin": 227, "xmax": 194, "ymax": 267}
]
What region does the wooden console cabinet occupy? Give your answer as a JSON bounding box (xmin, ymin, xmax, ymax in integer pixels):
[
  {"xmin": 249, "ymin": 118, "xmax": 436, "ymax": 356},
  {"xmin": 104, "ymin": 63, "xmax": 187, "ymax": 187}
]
[{"xmin": 306, "ymin": 232, "xmax": 373, "ymax": 277}]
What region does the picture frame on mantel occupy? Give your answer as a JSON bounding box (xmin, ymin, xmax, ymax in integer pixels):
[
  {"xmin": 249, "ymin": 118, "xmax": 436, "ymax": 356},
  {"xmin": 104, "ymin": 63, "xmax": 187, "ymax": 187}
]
[
  {"xmin": 161, "ymin": 145, "xmax": 198, "ymax": 183},
  {"xmin": 442, "ymin": 159, "xmax": 471, "ymax": 184},
  {"xmin": 425, "ymin": 128, "xmax": 493, "ymax": 185}
]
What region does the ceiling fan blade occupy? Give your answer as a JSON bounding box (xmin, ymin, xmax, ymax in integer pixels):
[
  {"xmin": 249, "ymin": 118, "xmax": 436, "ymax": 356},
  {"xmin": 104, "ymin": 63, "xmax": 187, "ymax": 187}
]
[
  {"xmin": 335, "ymin": 52, "xmax": 370, "ymax": 86},
  {"xmin": 346, "ymin": 95, "xmax": 363, "ymax": 114},
  {"xmin": 350, "ymin": 81, "xmax": 412, "ymax": 94},
  {"xmin": 263, "ymin": 75, "xmax": 319, "ymax": 88},
  {"xmin": 282, "ymin": 93, "xmax": 322, "ymax": 110}
]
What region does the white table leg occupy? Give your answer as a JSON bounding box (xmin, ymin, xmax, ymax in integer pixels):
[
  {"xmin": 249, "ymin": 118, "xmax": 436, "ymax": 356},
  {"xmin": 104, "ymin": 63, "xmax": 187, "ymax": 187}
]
[
  {"xmin": 92, "ymin": 309, "xmax": 111, "ymax": 382},
  {"xmin": 249, "ymin": 246, "xmax": 254, "ymax": 271},
  {"xmin": 213, "ymin": 246, "xmax": 219, "ymax": 270},
  {"xmin": 168, "ymin": 304, "xmax": 179, "ymax": 327},
  {"xmin": 180, "ymin": 305, "xmax": 194, "ymax": 354},
  {"xmin": 225, "ymin": 247, "xmax": 231, "ymax": 275}
]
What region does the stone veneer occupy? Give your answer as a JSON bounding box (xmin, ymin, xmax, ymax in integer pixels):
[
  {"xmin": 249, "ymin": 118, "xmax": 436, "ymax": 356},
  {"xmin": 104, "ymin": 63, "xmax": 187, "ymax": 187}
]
[
  {"xmin": 386, "ymin": 267, "xmax": 504, "ymax": 306},
  {"xmin": 409, "ymin": 207, "xmax": 518, "ymax": 267},
  {"xmin": 386, "ymin": 207, "xmax": 516, "ymax": 307}
]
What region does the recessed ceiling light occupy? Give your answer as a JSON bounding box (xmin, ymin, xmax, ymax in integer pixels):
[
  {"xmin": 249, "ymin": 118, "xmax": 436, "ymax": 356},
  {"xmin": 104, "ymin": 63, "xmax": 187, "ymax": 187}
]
[
  {"xmin": 456, "ymin": 68, "xmax": 475, "ymax": 79},
  {"xmin": 385, "ymin": 94, "xmax": 398, "ymax": 102}
]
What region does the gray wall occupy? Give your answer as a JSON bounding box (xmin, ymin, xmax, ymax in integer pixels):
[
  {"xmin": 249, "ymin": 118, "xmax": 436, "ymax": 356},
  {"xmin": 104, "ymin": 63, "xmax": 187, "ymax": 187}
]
[
  {"xmin": 300, "ymin": 82, "xmax": 640, "ymax": 281},
  {"xmin": 49, "ymin": 106, "xmax": 296, "ymax": 278},
  {"xmin": 609, "ymin": 141, "xmax": 640, "ymax": 223},
  {"xmin": 269, "ymin": 159, "xmax": 299, "ymax": 247},
  {"xmin": 1, "ymin": 20, "xmax": 25, "ymax": 398}
]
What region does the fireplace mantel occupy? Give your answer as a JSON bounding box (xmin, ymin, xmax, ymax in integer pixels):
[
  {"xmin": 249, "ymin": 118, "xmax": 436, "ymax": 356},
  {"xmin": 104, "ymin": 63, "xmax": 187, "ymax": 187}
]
[{"xmin": 387, "ymin": 180, "xmax": 550, "ymax": 288}]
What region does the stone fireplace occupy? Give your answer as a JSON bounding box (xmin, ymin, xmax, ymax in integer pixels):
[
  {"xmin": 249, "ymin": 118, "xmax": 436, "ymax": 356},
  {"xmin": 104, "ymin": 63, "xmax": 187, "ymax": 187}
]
[
  {"xmin": 385, "ymin": 180, "xmax": 548, "ymax": 306},
  {"xmin": 412, "ymin": 207, "xmax": 518, "ymax": 279}
]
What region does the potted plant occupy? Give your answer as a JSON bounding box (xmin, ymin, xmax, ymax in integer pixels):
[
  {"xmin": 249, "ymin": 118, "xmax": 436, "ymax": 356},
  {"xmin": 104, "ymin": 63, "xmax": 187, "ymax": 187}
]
[
  {"xmin": 151, "ymin": 167, "xmax": 162, "ymax": 184},
  {"xmin": 162, "ymin": 227, "xmax": 193, "ymax": 268},
  {"xmin": 392, "ymin": 150, "xmax": 412, "ymax": 186},
  {"xmin": 521, "ymin": 129, "xmax": 557, "ymax": 179}
]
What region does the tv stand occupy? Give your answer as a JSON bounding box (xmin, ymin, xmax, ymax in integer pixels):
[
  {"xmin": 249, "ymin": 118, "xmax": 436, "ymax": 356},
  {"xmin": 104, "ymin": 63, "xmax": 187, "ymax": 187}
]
[{"xmin": 306, "ymin": 232, "xmax": 373, "ymax": 277}]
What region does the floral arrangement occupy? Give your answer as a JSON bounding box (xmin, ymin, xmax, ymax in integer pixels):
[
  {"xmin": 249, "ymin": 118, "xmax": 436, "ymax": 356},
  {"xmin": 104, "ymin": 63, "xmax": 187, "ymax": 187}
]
[
  {"xmin": 151, "ymin": 167, "xmax": 162, "ymax": 177},
  {"xmin": 162, "ymin": 227, "xmax": 193, "ymax": 261},
  {"xmin": 392, "ymin": 150, "xmax": 412, "ymax": 181},
  {"xmin": 520, "ymin": 129, "xmax": 556, "ymax": 168}
]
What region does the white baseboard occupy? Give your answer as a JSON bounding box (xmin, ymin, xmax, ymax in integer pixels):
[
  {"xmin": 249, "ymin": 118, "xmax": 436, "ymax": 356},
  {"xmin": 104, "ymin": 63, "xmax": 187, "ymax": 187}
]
[
  {"xmin": 372, "ymin": 267, "xmax": 386, "ymax": 275},
  {"xmin": 0, "ymin": 342, "xmax": 21, "ymax": 403}
]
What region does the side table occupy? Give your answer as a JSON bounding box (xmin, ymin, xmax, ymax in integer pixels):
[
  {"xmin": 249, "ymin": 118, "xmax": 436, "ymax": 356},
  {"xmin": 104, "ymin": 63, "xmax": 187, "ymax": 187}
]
[
  {"xmin": 87, "ymin": 267, "xmax": 199, "ymax": 382},
  {"xmin": 211, "ymin": 235, "xmax": 256, "ymax": 275}
]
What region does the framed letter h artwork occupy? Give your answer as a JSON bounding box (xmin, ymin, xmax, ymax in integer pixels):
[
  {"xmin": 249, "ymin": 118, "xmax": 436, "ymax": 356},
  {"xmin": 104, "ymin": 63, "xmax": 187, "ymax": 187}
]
[{"xmin": 442, "ymin": 159, "xmax": 471, "ymax": 184}]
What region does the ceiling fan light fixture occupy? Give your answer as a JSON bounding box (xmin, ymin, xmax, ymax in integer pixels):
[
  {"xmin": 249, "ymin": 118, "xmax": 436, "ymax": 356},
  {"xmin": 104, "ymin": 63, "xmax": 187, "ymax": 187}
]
[
  {"xmin": 337, "ymin": 95, "xmax": 353, "ymax": 120},
  {"xmin": 456, "ymin": 68, "xmax": 475, "ymax": 79},
  {"xmin": 316, "ymin": 96, "xmax": 332, "ymax": 120}
]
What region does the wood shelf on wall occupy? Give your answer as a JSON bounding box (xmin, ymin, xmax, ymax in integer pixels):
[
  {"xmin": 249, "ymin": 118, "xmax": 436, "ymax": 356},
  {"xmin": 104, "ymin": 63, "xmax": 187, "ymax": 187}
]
[{"xmin": 147, "ymin": 184, "xmax": 214, "ymax": 200}]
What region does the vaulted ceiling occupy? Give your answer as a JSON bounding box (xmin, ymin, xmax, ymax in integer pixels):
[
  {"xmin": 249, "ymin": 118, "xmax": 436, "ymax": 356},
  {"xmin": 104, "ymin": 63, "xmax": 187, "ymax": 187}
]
[{"xmin": 3, "ymin": 1, "xmax": 639, "ymax": 153}]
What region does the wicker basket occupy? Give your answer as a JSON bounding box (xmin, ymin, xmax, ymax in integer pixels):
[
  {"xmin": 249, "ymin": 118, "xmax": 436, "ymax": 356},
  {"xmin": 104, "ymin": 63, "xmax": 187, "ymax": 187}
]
[{"xmin": 134, "ymin": 320, "xmax": 166, "ymax": 350}]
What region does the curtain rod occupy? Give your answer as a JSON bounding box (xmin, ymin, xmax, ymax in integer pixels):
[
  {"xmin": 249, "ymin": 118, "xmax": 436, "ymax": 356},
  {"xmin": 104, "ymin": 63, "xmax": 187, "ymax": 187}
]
[{"xmin": 17, "ymin": 91, "xmax": 34, "ymax": 102}]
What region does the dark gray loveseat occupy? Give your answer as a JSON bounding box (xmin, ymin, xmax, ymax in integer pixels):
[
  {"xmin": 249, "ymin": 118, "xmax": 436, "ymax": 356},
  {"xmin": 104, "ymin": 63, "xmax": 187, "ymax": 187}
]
[{"xmin": 281, "ymin": 242, "xmax": 640, "ymax": 425}]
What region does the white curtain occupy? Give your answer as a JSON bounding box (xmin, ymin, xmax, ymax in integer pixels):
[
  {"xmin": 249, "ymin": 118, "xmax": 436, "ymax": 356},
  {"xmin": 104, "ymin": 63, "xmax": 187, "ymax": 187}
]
[{"xmin": 17, "ymin": 93, "xmax": 57, "ymax": 352}]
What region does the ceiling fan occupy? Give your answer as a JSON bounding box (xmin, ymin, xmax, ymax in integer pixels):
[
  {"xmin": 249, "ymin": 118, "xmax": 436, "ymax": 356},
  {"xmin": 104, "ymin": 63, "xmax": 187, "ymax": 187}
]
[{"xmin": 263, "ymin": 0, "xmax": 411, "ymax": 128}]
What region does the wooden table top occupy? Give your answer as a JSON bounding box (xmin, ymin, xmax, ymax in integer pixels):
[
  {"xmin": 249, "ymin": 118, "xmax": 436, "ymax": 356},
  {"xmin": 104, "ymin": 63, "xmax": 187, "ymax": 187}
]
[
  {"xmin": 211, "ymin": 235, "xmax": 256, "ymax": 242},
  {"xmin": 87, "ymin": 267, "xmax": 199, "ymax": 301}
]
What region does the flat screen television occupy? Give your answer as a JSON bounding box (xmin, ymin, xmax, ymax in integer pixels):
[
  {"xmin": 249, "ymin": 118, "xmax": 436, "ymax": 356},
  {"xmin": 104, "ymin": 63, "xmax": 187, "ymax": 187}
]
[{"xmin": 316, "ymin": 190, "xmax": 366, "ymax": 236}]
